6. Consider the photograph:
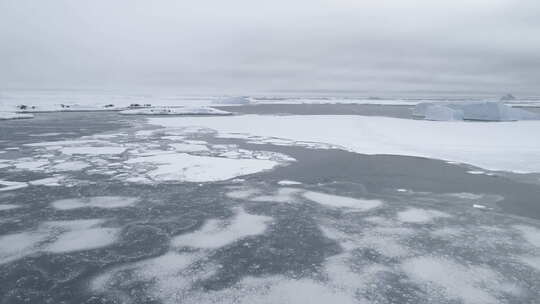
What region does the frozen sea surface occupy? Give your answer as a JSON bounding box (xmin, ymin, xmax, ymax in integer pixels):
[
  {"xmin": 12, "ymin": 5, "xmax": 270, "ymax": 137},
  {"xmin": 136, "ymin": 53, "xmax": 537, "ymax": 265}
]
[{"xmin": 1, "ymin": 109, "xmax": 540, "ymax": 304}]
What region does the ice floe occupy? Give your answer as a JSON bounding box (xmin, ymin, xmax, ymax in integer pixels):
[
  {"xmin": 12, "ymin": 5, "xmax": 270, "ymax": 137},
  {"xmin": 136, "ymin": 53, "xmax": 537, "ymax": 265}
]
[
  {"xmin": 169, "ymin": 142, "xmax": 209, "ymax": 152},
  {"xmin": 125, "ymin": 152, "xmax": 280, "ymax": 183},
  {"xmin": 51, "ymin": 196, "xmax": 138, "ymax": 210},
  {"xmin": 0, "ymin": 204, "xmax": 20, "ymax": 211},
  {"xmin": 0, "ymin": 180, "xmax": 28, "ymax": 192},
  {"xmin": 513, "ymin": 225, "xmax": 540, "ymax": 248},
  {"xmin": 401, "ymin": 256, "xmax": 519, "ymax": 304},
  {"xmin": 52, "ymin": 160, "xmax": 90, "ymax": 171},
  {"xmin": 60, "ymin": 146, "xmax": 126, "ymax": 155},
  {"xmin": 148, "ymin": 115, "xmax": 540, "ymax": 173},
  {"xmin": 397, "ymin": 208, "xmax": 451, "ymax": 223},
  {"xmin": 277, "ymin": 180, "xmax": 302, "ymax": 186},
  {"xmin": 0, "ymin": 218, "xmax": 119, "ymax": 264},
  {"xmin": 43, "ymin": 220, "xmax": 119, "ymax": 253},
  {"xmin": 303, "ymin": 191, "xmax": 382, "ymax": 211},
  {"xmin": 171, "ymin": 208, "xmax": 272, "ymax": 249}
]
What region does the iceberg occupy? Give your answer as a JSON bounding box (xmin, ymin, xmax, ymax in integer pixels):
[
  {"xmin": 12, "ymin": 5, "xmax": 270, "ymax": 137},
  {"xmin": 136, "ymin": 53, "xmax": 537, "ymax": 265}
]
[
  {"xmin": 413, "ymin": 101, "xmax": 539, "ymax": 121},
  {"xmin": 119, "ymin": 106, "xmax": 232, "ymax": 116},
  {"xmin": 424, "ymin": 105, "xmax": 464, "ymax": 121}
]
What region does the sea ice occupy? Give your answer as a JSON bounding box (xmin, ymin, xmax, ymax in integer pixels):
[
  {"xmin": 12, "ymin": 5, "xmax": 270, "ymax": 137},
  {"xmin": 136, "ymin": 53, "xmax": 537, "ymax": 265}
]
[
  {"xmin": 513, "ymin": 225, "xmax": 540, "ymax": 248},
  {"xmin": 148, "ymin": 115, "xmax": 540, "ymax": 173},
  {"xmin": 171, "ymin": 208, "xmax": 272, "ymax": 249},
  {"xmin": 60, "ymin": 146, "xmax": 127, "ymax": 155},
  {"xmin": 0, "ymin": 180, "xmax": 28, "ymax": 192},
  {"xmin": 52, "ymin": 160, "xmax": 90, "ymax": 171},
  {"xmin": 402, "ymin": 256, "xmax": 513, "ymax": 304},
  {"xmin": 169, "ymin": 143, "xmax": 209, "ymax": 152},
  {"xmin": 51, "ymin": 196, "xmax": 138, "ymax": 210},
  {"xmin": 0, "ymin": 204, "xmax": 20, "ymax": 211},
  {"xmin": 303, "ymin": 191, "xmax": 382, "ymax": 211},
  {"xmin": 397, "ymin": 208, "xmax": 451, "ymax": 223},
  {"xmin": 0, "ymin": 232, "xmax": 47, "ymax": 264},
  {"xmin": 45, "ymin": 227, "xmax": 118, "ymax": 253},
  {"xmin": 277, "ymin": 180, "xmax": 302, "ymax": 186},
  {"xmin": 42, "ymin": 219, "xmax": 119, "ymax": 253},
  {"xmin": 125, "ymin": 152, "xmax": 279, "ymax": 183}
]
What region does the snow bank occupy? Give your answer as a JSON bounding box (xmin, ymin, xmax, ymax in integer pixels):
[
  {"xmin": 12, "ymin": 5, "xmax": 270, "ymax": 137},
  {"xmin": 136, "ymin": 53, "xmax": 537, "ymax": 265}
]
[
  {"xmin": 119, "ymin": 106, "xmax": 232, "ymax": 116},
  {"xmin": 0, "ymin": 112, "xmax": 33, "ymax": 120},
  {"xmin": 148, "ymin": 115, "xmax": 540, "ymax": 173},
  {"xmin": 414, "ymin": 101, "xmax": 539, "ymax": 121}
]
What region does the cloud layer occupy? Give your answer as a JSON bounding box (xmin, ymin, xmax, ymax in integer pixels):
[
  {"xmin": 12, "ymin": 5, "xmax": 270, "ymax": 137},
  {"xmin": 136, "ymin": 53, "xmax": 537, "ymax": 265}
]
[{"xmin": 1, "ymin": 0, "xmax": 539, "ymax": 95}]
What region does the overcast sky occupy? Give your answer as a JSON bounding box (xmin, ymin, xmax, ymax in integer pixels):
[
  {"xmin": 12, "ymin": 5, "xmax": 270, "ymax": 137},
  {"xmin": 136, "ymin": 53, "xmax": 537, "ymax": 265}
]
[{"xmin": 1, "ymin": 0, "xmax": 539, "ymax": 96}]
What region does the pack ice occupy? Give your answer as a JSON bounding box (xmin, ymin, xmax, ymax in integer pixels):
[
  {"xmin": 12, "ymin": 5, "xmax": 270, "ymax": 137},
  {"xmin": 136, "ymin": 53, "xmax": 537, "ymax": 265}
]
[{"xmin": 413, "ymin": 101, "xmax": 539, "ymax": 121}]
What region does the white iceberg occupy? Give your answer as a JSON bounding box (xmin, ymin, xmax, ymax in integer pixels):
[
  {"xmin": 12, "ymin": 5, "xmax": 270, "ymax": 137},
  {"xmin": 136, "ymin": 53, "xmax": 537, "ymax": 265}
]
[
  {"xmin": 0, "ymin": 112, "xmax": 34, "ymax": 120},
  {"xmin": 424, "ymin": 105, "xmax": 464, "ymax": 121},
  {"xmin": 413, "ymin": 101, "xmax": 539, "ymax": 121},
  {"xmin": 119, "ymin": 106, "xmax": 232, "ymax": 116}
]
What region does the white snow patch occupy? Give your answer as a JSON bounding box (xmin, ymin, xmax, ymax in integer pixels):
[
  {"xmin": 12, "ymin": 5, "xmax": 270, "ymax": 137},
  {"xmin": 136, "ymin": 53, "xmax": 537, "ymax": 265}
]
[
  {"xmin": 303, "ymin": 191, "xmax": 382, "ymax": 211},
  {"xmin": 171, "ymin": 208, "xmax": 272, "ymax": 249},
  {"xmin": 52, "ymin": 196, "xmax": 138, "ymax": 210},
  {"xmin": 397, "ymin": 208, "xmax": 451, "ymax": 223}
]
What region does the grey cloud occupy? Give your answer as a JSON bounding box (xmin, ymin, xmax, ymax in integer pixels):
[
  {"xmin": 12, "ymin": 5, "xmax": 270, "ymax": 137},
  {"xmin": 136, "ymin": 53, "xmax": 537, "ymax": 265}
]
[{"xmin": 1, "ymin": 0, "xmax": 539, "ymax": 95}]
